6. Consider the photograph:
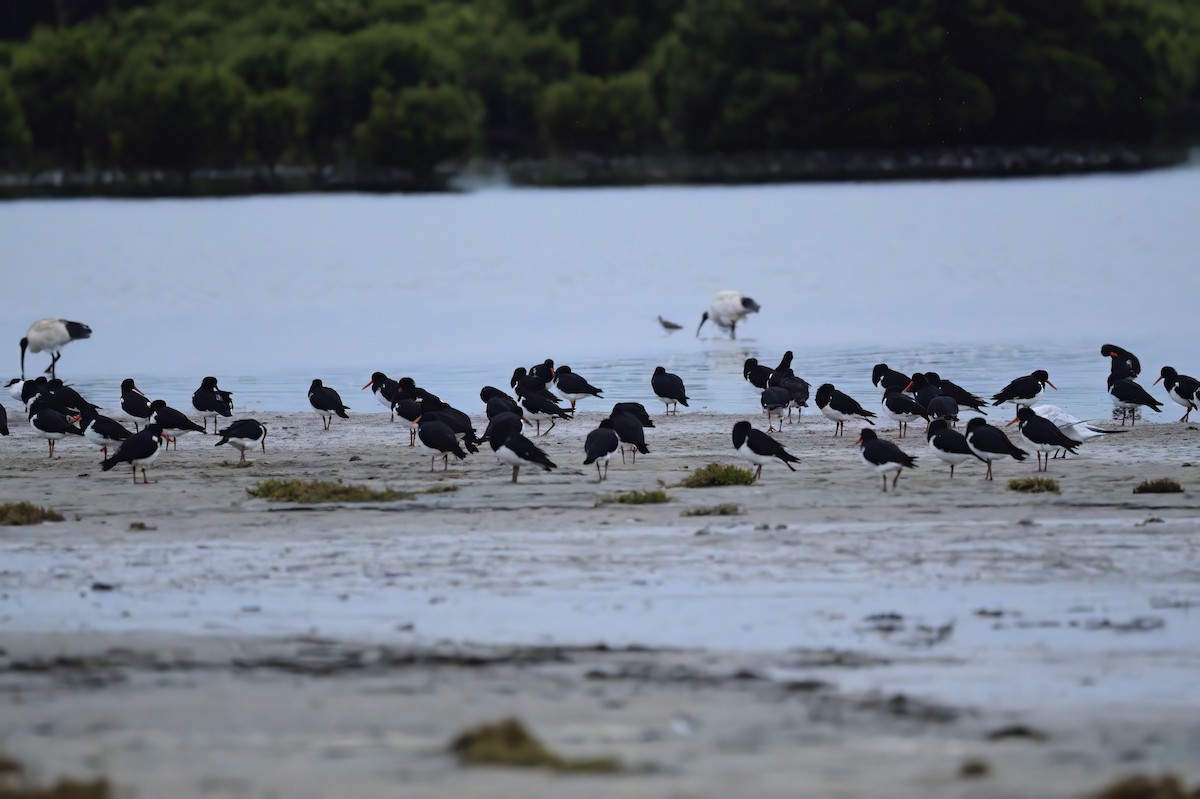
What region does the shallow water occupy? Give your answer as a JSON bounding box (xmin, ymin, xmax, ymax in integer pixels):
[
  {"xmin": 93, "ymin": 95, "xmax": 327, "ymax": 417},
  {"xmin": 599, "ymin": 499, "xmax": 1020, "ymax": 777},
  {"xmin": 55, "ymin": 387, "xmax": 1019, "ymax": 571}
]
[{"xmin": 4, "ymin": 165, "xmax": 1199, "ymax": 419}]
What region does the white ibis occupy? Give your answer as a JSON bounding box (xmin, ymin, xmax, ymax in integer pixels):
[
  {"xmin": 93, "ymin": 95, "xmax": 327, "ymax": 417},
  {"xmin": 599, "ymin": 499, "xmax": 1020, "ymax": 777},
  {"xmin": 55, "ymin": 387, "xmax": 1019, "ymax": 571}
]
[
  {"xmin": 696, "ymin": 291, "xmax": 760, "ymax": 340},
  {"xmin": 20, "ymin": 318, "xmax": 92, "ymax": 379}
]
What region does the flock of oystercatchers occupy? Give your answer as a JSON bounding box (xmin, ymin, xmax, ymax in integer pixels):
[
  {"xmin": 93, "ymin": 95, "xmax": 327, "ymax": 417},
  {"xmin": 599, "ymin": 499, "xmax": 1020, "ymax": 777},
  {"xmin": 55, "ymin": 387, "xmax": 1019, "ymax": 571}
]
[{"xmin": 4, "ymin": 313, "xmax": 1195, "ymax": 490}]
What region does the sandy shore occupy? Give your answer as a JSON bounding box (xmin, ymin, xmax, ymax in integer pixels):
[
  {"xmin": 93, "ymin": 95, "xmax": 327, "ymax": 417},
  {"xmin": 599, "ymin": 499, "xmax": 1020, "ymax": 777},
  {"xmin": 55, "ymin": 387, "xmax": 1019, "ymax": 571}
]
[{"xmin": 2, "ymin": 407, "xmax": 1200, "ymax": 798}]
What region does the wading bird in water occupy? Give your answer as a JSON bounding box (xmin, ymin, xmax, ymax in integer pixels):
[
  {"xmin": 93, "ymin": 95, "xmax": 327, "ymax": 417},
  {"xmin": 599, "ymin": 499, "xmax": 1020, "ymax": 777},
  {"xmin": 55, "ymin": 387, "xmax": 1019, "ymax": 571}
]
[
  {"xmin": 20, "ymin": 318, "xmax": 92, "ymax": 379},
  {"xmin": 696, "ymin": 291, "xmax": 760, "ymax": 340}
]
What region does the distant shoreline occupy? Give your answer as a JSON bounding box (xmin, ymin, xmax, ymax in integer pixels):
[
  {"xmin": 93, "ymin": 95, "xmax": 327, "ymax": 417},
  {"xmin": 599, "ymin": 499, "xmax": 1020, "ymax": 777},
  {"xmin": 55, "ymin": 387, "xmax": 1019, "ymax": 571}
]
[{"xmin": 0, "ymin": 144, "xmax": 1192, "ymax": 200}]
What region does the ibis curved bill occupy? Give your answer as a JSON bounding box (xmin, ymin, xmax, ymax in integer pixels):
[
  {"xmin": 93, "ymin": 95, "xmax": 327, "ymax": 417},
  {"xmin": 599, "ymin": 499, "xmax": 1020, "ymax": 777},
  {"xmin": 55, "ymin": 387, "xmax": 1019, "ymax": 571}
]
[{"xmin": 696, "ymin": 291, "xmax": 760, "ymax": 340}]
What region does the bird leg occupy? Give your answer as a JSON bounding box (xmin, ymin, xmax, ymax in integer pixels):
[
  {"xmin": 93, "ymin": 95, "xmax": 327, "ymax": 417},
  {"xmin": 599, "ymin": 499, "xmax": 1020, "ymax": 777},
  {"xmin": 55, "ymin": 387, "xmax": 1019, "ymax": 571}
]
[
  {"xmin": 985, "ymin": 461, "xmax": 993, "ymax": 481},
  {"xmin": 534, "ymin": 420, "xmax": 541, "ymax": 436},
  {"xmin": 429, "ymin": 456, "xmax": 436, "ymax": 472},
  {"xmin": 443, "ymin": 453, "xmax": 450, "ymax": 472},
  {"xmin": 511, "ymin": 465, "xmax": 519, "ymax": 483},
  {"xmin": 542, "ymin": 419, "xmax": 555, "ymax": 437},
  {"xmin": 754, "ymin": 464, "xmax": 762, "ymax": 481},
  {"xmin": 409, "ymin": 428, "xmax": 416, "ymax": 446},
  {"xmin": 570, "ymin": 400, "xmax": 577, "ymax": 412},
  {"xmin": 619, "ymin": 446, "xmax": 626, "ymax": 465},
  {"xmin": 596, "ymin": 462, "xmax": 602, "ymax": 482},
  {"xmin": 631, "ymin": 447, "xmax": 637, "ymax": 464},
  {"xmin": 950, "ymin": 464, "xmax": 955, "ymax": 478},
  {"xmin": 881, "ymin": 475, "xmax": 888, "ymax": 492},
  {"xmin": 131, "ymin": 465, "xmax": 137, "ymax": 484},
  {"xmin": 730, "ymin": 322, "xmax": 737, "ymax": 341},
  {"xmin": 603, "ymin": 460, "xmax": 609, "ymax": 480},
  {"xmin": 47, "ymin": 439, "xmax": 55, "ymax": 458},
  {"xmin": 239, "ymin": 449, "xmax": 247, "ymax": 465},
  {"xmin": 892, "ymin": 472, "xmax": 901, "ymax": 490}
]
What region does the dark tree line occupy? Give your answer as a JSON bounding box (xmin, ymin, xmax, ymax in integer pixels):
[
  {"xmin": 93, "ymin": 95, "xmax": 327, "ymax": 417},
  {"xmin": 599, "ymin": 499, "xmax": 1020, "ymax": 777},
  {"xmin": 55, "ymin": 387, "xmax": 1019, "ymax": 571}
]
[{"xmin": 0, "ymin": 0, "xmax": 1197, "ymax": 179}]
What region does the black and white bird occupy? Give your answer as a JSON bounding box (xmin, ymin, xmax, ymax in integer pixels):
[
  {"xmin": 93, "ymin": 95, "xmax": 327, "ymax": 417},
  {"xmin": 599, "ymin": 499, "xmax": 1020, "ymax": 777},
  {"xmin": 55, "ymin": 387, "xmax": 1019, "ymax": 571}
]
[
  {"xmin": 992, "ymin": 370, "xmax": 1055, "ymax": 408},
  {"xmin": 19, "ymin": 318, "xmax": 91, "ymax": 379},
  {"xmin": 101, "ymin": 424, "xmax": 171, "ymax": 484},
  {"xmin": 760, "ymin": 386, "xmax": 791, "ymax": 432},
  {"xmin": 732, "ymin": 420, "xmax": 800, "ymax": 481},
  {"xmin": 149, "ymin": 400, "xmax": 207, "ymax": 449},
  {"xmin": 392, "ymin": 398, "xmax": 423, "ymax": 445},
  {"xmin": 518, "ymin": 392, "xmax": 572, "ymax": 436},
  {"xmin": 696, "ymin": 291, "xmax": 760, "ymax": 340},
  {"xmin": 767, "ymin": 353, "xmax": 810, "ymax": 421},
  {"xmin": 529, "ymin": 359, "xmax": 556, "ymax": 389},
  {"xmin": 363, "ymin": 371, "xmax": 403, "ymax": 419},
  {"xmin": 742, "ymin": 358, "xmax": 773, "ymax": 392},
  {"xmin": 214, "ymin": 419, "xmax": 268, "ymax": 464},
  {"xmin": 5, "ymin": 378, "xmax": 24, "ymax": 402},
  {"xmin": 1102, "ymin": 344, "xmax": 1141, "ymax": 380},
  {"xmin": 192, "ymin": 376, "xmax": 234, "ymax": 432},
  {"xmin": 419, "ymin": 400, "xmax": 481, "ymax": 453},
  {"xmin": 120, "ymin": 378, "xmax": 153, "ymax": 431},
  {"xmin": 20, "ymin": 376, "xmax": 46, "ymax": 407},
  {"xmin": 417, "ymin": 412, "xmax": 468, "ymax": 472},
  {"xmin": 1153, "ymin": 366, "xmax": 1199, "ymax": 422},
  {"xmin": 487, "ymin": 414, "xmax": 556, "ymax": 483},
  {"xmin": 872, "ymin": 363, "xmax": 910, "ymax": 392},
  {"xmin": 1029, "ymin": 404, "xmax": 1125, "ymax": 458},
  {"xmin": 1107, "ymin": 374, "xmax": 1162, "ymax": 426},
  {"xmin": 308, "ymin": 379, "xmax": 349, "ymax": 430},
  {"xmin": 29, "ymin": 408, "xmax": 83, "ymax": 457},
  {"xmin": 396, "ymin": 376, "xmax": 442, "ymax": 407},
  {"xmin": 583, "ymin": 419, "xmax": 620, "ymax": 481},
  {"xmin": 815, "ymin": 383, "xmax": 876, "ymax": 437},
  {"xmin": 651, "ymin": 366, "xmax": 689, "ymax": 415},
  {"xmin": 904, "ymin": 372, "xmax": 942, "ymax": 407},
  {"xmin": 77, "ymin": 405, "xmax": 133, "ymax": 458},
  {"xmin": 1011, "ymin": 406, "xmax": 1079, "ymax": 471},
  {"xmin": 0, "ymin": 403, "xmax": 7, "ymax": 436},
  {"xmin": 856, "ymin": 428, "xmax": 917, "ymax": 492},
  {"xmin": 926, "ymin": 419, "xmax": 984, "ymax": 478},
  {"xmin": 926, "ymin": 395, "xmax": 960, "ymax": 426},
  {"xmin": 552, "ymin": 365, "xmax": 603, "ymax": 412},
  {"xmin": 46, "ymin": 379, "xmax": 98, "ymax": 415},
  {"xmin": 612, "ymin": 402, "xmax": 655, "ymax": 428},
  {"xmin": 882, "ymin": 387, "xmax": 929, "ymax": 438},
  {"xmin": 610, "ymin": 410, "xmax": 650, "ymax": 464},
  {"xmin": 964, "ymin": 418, "xmax": 1028, "ymax": 480},
  {"xmin": 924, "ymin": 372, "xmax": 988, "ymax": 414}
]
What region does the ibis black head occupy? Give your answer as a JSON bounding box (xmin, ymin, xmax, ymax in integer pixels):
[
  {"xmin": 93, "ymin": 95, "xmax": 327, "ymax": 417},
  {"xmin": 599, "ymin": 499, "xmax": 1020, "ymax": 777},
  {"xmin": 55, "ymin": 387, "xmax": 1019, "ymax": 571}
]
[
  {"xmin": 18, "ymin": 337, "xmax": 28, "ymax": 379},
  {"xmin": 741, "ymin": 297, "xmax": 761, "ymax": 313},
  {"xmin": 65, "ymin": 321, "xmax": 92, "ymax": 340},
  {"xmin": 696, "ymin": 311, "xmax": 709, "ymax": 337}
]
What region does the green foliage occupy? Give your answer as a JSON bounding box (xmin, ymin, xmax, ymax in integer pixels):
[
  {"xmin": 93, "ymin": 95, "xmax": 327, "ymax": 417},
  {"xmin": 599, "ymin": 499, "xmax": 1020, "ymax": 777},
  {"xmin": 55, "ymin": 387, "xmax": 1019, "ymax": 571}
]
[
  {"xmin": 1008, "ymin": 477, "xmax": 1061, "ymax": 494},
  {"xmin": 539, "ymin": 71, "xmax": 660, "ymax": 155},
  {"xmin": 1133, "ymin": 478, "xmax": 1183, "ymax": 494},
  {"xmin": 681, "ymin": 502, "xmax": 741, "ymax": 517},
  {"xmin": 450, "ymin": 717, "xmax": 622, "ymax": 773},
  {"xmin": 353, "ymin": 83, "xmax": 483, "ymax": 175},
  {"xmin": 596, "ymin": 488, "xmax": 670, "ymax": 506},
  {"xmin": 680, "ymin": 463, "xmax": 756, "ymax": 488},
  {"xmin": 0, "ymin": 502, "xmax": 64, "ymax": 525},
  {"xmin": 0, "ymin": 73, "xmax": 31, "ymax": 159},
  {"xmin": 0, "ymin": 0, "xmax": 1197, "ymax": 175},
  {"xmin": 247, "ymin": 479, "xmax": 414, "ymax": 503}
]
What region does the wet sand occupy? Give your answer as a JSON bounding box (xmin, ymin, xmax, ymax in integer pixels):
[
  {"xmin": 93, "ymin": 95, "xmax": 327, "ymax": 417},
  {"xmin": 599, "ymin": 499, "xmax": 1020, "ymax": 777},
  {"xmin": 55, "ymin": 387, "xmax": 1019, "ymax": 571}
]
[{"xmin": 2, "ymin": 408, "xmax": 1200, "ymax": 798}]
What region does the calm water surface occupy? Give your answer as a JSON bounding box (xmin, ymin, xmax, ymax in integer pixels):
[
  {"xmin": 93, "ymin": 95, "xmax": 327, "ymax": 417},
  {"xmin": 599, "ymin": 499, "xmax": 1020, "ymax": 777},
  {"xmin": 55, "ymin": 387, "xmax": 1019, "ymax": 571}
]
[{"xmin": 3, "ymin": 165, "xmax": 1199, "ymax": 420}]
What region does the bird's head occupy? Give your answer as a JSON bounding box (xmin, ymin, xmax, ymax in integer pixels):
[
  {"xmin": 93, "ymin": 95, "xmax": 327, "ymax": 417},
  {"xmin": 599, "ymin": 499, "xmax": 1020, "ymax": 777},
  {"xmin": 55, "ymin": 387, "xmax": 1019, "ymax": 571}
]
[{"xmin": 695, "ymin": 311, "xmax": 709, "ymax": 337}]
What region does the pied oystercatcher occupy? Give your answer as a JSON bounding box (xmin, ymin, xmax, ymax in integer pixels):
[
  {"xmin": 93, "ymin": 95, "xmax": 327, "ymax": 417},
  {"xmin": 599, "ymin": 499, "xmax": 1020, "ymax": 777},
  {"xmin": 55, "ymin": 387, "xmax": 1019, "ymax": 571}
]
[
  {"xmin": 101, "ymin": 424, "xmax": 171, "ymax": 484},
  {"xmin": 215, "ymin": 419, "xmax": 267, "ymax": 464},
  {"xmin": 964, "ymin": 418, "xmax": 1028, "ymax": 480},
  {"xmin": 651, "ymin": 366, "xmax": 689, "ymax": 415},
  {"xmin": 856, "ymin": 428, "xmax": 917, "ymax": 492},
  {"xmin": 732, "ymin": 420, "xmax": 800, "ymax": 481}
]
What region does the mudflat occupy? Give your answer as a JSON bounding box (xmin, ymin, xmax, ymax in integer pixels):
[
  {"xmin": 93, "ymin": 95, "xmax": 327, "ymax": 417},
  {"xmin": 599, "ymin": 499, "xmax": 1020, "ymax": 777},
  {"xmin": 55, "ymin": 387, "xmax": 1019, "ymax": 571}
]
[{"xmin": 2, "ymin": 409, "xmax": 1199, "ymax": 798}]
